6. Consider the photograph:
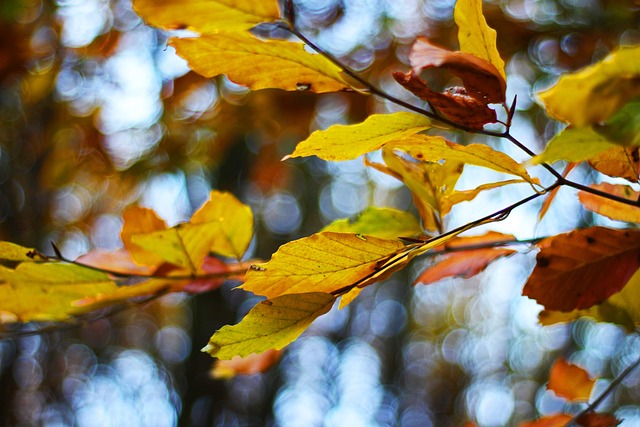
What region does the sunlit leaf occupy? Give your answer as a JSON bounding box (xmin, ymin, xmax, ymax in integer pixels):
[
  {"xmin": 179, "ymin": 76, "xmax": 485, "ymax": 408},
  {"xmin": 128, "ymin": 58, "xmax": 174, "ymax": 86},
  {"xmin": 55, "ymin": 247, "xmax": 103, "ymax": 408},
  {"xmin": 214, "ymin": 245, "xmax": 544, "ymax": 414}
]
[
  {"xmin": 0, "ymin": 242, "xmax": 43, "ymax": 264},
  {"xmin": 531, "ymin": 127, "xmax": 618, "ymax": 165},
  {"xmin": 454, "ymin": 0, "xmax": 505, "ymax": 79},
  {"xmin": 440, "ymin": 179, "xmax": 528, "ymax": 214},
  {"xmin": 133, "ymin": 0, "xmax": 280, "ymax": 33},
  {"xmin": 171, "ymin": 33, "xmax": 352, "ymax": 93},
  {"xmin": 415, "ymin": 232, "xmax": 516, "ymax": 285},
  {"xmin": 523, "ymin": 227, "xmax": 640, "ymax": 311},
  {"xmin": 579, "ymin": 183, "xmax": 640, "ymax": 223},
  {"xmin": 121, "ymin": 206, "xmax": 168, "ymax": 267},
  {"xmin": 211, "ymin": 349, "xmax": 281, "ymax": 379},
  {"xmin": 548, "ymin": 357, "xmax": 595, "ymax": 401},
  {"xmin": 390, "ymin": 135, "xmax": 537, "ymax": 184},
  {"xmin": 538, "ymin": 45, "xmax": 640, "ymax": 126},
  {"xmin": 288, "ymin": 112, "xmax": 434, "ymax": 161},
  {"xmin": 519, "ymin": 414, "xmax": 573, "ymax": 427},
  {"xmin": 589, "ymin": 145, "xmax": 640, "ymax": 183},
  {"xmin": 202, "ymin": 292, "xmax": 335, "ymax": 359},
  {"xmin": 322, "ymin": 207, "xmax": 422, "ymax": 239}
]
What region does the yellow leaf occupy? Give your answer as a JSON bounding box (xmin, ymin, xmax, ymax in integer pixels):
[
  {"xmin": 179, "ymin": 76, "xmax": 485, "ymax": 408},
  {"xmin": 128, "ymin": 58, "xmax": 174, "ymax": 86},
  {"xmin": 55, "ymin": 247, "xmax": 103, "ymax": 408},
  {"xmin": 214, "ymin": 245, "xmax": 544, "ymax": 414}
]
[
  {"xmin": 240, "ymin": 232, "xmax": 407, "ymax": 298},
  {"xmin": 538, "ymin": 45, "xmax": 640, "ymax": 126},
  {"xmin": 547, "ymin": 357, "xmax": 595, "ymax": 402},
  {"xmin": 131, "ymin": 191, "xmax": 253, "ymax": 272},
  {"xmin": 132, "ymin": 0, "xmax": 280, "ymax": 33},
  {"xmin": 288, "ymin": 112, "xmax": 434, "ymax": 161},
  {"xmin": 322, "ymin": 207, "xmax": 422, "ymax": 239},
  {"xmin": 202, "ymin": 292, "xmax": 335, "ymax": 359},
  {"xmin": 0, "ymin": 263, "xmax": 117, "ymax": 322},
  {"xmin": 171, "ymin": 33, "xmax": 352, "ymax": 93},
  {"xmin": 531, "ymin": 127, "xmax": 619, "ymax": 165},
  {"xmin": 390, "ymin": 135, "xmax": 537, "ymax": 184},
  {"xmin": 121, "ymin": 206, "xmax": 168, "ymax": 267},
  {"xmin": 0, "ymin": 242, "xmax": 42, "ymax": 263},
  {"xmin": 440, "ymin": 179, "xmax": 527, "ymax": 214},
  {"xmin": 579, "ymin": 183, "xmax": 640, "ymax": 223},
  {"xmin": 454, "ymin": 0, "xmax": 506, "ymax": 79}
]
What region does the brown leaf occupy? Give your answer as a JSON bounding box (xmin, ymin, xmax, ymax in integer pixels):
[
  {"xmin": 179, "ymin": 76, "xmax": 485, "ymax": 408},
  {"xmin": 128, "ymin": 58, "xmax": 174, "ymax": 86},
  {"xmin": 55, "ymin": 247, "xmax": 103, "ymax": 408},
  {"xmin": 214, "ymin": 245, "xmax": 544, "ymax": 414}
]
[
  {"xmin": 589, "ymin": 146, "xmax": 640, "ymax": 183},
  {"xmin": 410, "ymin": 37, "xmax": 506, "ymax": 104},
  {"xmin": 415, "ymin": 232, "xmax": 516, "ymax": 285},
  {"xmin": 523, "ymin": 227, "xmax": 640, "ymax": 311},
  {"xmin": 519, "ymin": 414, "xmax": 572, "ymax": 427},
  {"xmin": 576, "ymin": 412, "xmax": 622, "ymax": 427},
  {"xmin": 211, "ymin": 349, "xmax": 281, "ymax": 379},
  {"xmin": 548, "ymin": 357, "xmax": 595, "ymax": 401},
  {"xmin": 393, "ymin": 71, "xmax": 497, "ymax": 129}
]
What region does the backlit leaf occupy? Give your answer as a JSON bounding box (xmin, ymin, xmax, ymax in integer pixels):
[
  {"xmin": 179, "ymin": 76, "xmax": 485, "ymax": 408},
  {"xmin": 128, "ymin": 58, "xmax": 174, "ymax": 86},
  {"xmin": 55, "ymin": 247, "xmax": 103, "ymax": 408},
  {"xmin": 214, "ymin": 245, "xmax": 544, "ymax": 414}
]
[
  {"xmin": 171, "ymin": 33, "xmax": 352, "ymax": 93},
  {"xmin": 211, "ymin": 349, "xmax": 281, "ymax": 379},
  {"xmin": 523, "ymin": 227, "xmax": 640, "ymax": 311},
  {"xmin": 519, "ymin": 415, "xmax": 573, "ymax": 427},
  {"xmin": 415, "ymin": 232, "xmax": 516, "ymax": 285},
  {"xmin": 589, "ymin": 145, "xmax": 640, "ymax": 183},
  {"xmin": 322, "ymin": 207, "xmax": 422, "ymax": 239},
  {"xmin": 390, "ymin": 135, "xmax": 537, "ymax": 184},
  {"xmin": 133, "ymin": 0, "xmax": 280, "ymax": 33},
  {"xmin": 202, "ymin": 292, "xmax": 335, "ymax": 359},
  {"xmin": 454, "ymin": 0, "xmax": 506, "ymax": 79},
  {"xmin": 548, "ymin": 357, "xmax": 595, "ymax": 401},
  {"xmin": 121, "ymin": 206, "xmax": 168, "ymax": 267},
  {"xmin": 440, "ymin": 179, "xmax": 527, "ymax": 214},
  {"xmin": 538, "ymin": 45, "xmax": 640, "ymax": 126},
  {"xmin": 288, "ymin": 112, "xmax": 434, "ymax": 161},
  {"xmin": 531, "ymin": 127, "xmax": 618, "ymax": 165},
  {"xmin": 579, "ymin": 183, "xmax": 640, "ymax": 223}
]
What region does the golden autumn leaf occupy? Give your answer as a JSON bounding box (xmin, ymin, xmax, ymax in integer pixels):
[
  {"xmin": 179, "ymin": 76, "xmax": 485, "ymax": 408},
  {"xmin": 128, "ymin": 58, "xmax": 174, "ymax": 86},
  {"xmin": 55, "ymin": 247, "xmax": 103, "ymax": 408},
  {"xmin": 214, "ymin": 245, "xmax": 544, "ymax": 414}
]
[
  {"xmin": 548, "ymin": 357, "xmax": 595, "ymax": 401},
  {"xmin": 523, "ymin": 227, "xmax": 640, "ymax": 312},
  {"xmin": 390, "ymin": 135, "xmax": 537, "ymax": 184},
  {"xmin": 589, "ymin": 145, "xmax": 640, "ymax": 183},
  {"xmin": 170, "ymin": 33, "xmax": 352, "ymax": 94},
  {"xmin": 121, "ymin": 206, "xmax": 168, "ymax": 267},
  {"xmin": 132, "ymin": 0, "xmax": 280, "ymax": 33},
  {"xmin": 288, "ymin": 112, "xmax": 434, "ymax": 161},
  {"xmin": 211, "ymin": 349, "xmax": 281, "ymax": 379},
  {"xmin": 202, "ymin": 292, "xmax": 335, "ymax": 359},
  {"xmin": 130, "ymin": 190, "xmax": 253, "ymax": 273},
  {"xmin": 440, "ymin": 179, "xmax": 528, "ymax": 214},
  {"xmin": 538, "ymin": 45, "xmax": 640, "ymax": 126},
  {"xmin": 579, "ymin": 183, "xmax": 640, "ymax": 223},
  {"xmin": 322, "ymin": 207, "xmax": 422, "ymax": 239},
  {"xmin": 0, "ymin": 242, "xmax": 44, "ymax": 264},
  {"xmin": 240, "ymin": 232, "xmax": 407, "ymax": 298},
  {"xmin": 454, "ymin": 0, "xmax": 506, "ymax": 79},
  {"xmin": 519, "ymin": 414, "xmax": 573, "ymax": 427},
  {"xmin": 531, "ymin": 127, "xmax": 618, "ymax": 165},
  {"xmin": 415, "ymin": 232, "xmax": 516, "ymax": 285}
]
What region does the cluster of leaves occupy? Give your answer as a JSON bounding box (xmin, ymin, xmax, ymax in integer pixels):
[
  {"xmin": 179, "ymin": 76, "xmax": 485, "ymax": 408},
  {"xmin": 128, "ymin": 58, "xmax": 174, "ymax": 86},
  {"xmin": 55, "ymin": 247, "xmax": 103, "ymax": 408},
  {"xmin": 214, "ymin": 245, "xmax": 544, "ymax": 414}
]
[{"xmin": 1, "ymin": 0, "xmax": 640, "ymax": 424}]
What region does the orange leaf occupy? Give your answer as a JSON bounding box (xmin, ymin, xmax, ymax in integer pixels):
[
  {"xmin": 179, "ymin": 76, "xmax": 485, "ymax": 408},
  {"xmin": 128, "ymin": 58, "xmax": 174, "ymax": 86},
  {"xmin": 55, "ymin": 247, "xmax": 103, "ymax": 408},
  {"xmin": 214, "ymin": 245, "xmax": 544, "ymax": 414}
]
[
  {"xmin": 211, "ymin": 348, "xmax": 281, "ymax": 379},
  {"xmin": 393, "ymin": 71, "xmax": 497, "ymax": 129},
  {"xmin": 539, "ymin": 163, "xmax": 577, "ymax": 220},
  {"xmin": 523, "ymin": 227, "xmax": 640, "ymax": 311},
  {"xmin": 415, "ymin": 232, "xmax": 516, "ymax": 285},
  {"xmin": 121, "ymin": 206, "xmax": 168, "ymax": 267},
  {"xmin": 576, "ymin": 412, "xmax": 622, "ymax": 427},
  {"xmin": 519, "ymin": 414, "xmax": 572, "ymax": 427},
  {"xmin": 589, "ymin": 146, "xmax": 640, "ymax": 183},
  {"xmin": 548, "ymin": 357, "xmax": 595, "ymax": 401},
  {"xmin": 579, "ymin": 183, "xmax": 640, "ymax": 223}
]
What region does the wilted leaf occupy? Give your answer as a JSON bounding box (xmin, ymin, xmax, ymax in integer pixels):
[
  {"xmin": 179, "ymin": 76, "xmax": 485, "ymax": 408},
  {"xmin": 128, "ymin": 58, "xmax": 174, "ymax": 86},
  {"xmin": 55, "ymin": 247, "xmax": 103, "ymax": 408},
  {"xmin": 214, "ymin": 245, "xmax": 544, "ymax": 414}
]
[
  {"xmin": 538, "ymin": 45, "xmax": 640, "ymax": 126},
  {"xmin": 390, "ymin": 135, "xmax": 537, "ymax": 184},
  {"xmin": 241, "ymin": 232, "xmax": 407, "ymax": 298},
  {"xmin": 579, "ymin": 183, "xmax": 640, "ymax": 223},
  {"xmin": 589, "ymin": 145, "xmax": 640, "ymax": 183},
  {"xmin": 523, "ymin": 227, "xmax": 640, "ymax": 311},
  {"xmin": 454, "ymin": 0, "xmax": 506, "ymax": 79},
  {"xmin": 133, "ymin": 0, "xmax": 280, "ymax": 33},
  {"xmin": 202, "ymin": 292, "xmax": 335, "ymax": 359},
  {"xmin": 322, "ymin": 207, "xmax": 422, "ymax": 239},
  {"xmin": 393, "ymin": 71, "xmax": 497, "ymax": 129},
  {"xmin": 409, "ymin": 37, "xmax": 505, "ymax": 104},
  {"xmin": 548, "ymin": 357, "xmax": 595, "ymax": 401},
  {"xmin": 576, "ymin": 412, "xmax": 622, "ymax": 427},
  {"xmin": 211, "ymin": 349, "xmax": 281, "ymax": 379},
  {"xmin": 288, "ymin": 112, "xmax": 433, "ymax": 161},
  {"xmin": 519, "ymin": 415, "xmax": 573, "ymax": 427},
  {"xmin": 171, "ymin": 33, "xmax": 352, "ymax": 93},
  {"xmin": 531, "ymin": 127, "xmax": 618, "ymax": 165},
  {"xmin": 415, "ymin": 232, "xmax": 516, "ymax": 285}
]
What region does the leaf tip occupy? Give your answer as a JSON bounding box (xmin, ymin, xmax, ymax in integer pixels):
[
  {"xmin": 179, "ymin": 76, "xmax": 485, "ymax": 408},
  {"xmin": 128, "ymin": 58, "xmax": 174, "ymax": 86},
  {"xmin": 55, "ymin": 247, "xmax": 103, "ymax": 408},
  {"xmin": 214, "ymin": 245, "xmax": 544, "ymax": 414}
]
[{"xmin": 202, "ymin": 342, "xmax": 221, "ymax": 356}]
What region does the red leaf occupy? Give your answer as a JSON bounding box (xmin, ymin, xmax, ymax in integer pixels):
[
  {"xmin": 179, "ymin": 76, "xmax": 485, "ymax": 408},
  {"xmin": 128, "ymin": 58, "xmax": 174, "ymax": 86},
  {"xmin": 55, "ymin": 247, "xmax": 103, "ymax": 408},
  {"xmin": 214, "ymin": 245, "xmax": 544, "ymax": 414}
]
[
  {"xmin": 523, "ymin": 227, "xmax": 640, "ymax": 311},
  {"xmin": 548, "ymin": 357, "xmax": 595, "ymax": 401},
  {"xmin": 519, "ymin": 414, "xmax": 572, "ymax": 427},
  {"xmin": 415, "ymin": 232, "xmax": 516, "ymax": 285}
]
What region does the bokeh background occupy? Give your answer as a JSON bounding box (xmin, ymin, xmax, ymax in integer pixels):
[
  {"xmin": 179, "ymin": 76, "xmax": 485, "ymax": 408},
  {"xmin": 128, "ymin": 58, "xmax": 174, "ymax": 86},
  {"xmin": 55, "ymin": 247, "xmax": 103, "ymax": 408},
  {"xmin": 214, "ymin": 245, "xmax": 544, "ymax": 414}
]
[{"xmin": 1, "ymin": 0, "xmax": 639, "ymax": 425}]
